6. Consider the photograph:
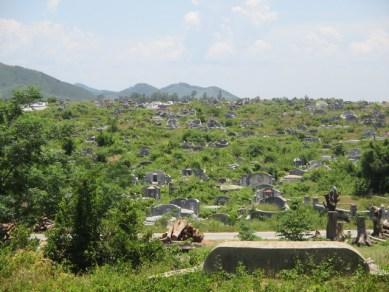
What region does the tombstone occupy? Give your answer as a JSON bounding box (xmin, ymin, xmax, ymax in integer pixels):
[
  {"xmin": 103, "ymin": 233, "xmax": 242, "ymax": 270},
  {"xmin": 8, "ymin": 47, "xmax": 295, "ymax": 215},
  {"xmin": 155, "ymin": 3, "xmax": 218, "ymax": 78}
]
[
  {"xmin": 144, "ymin": 186, "xmax": 160, "ymax": 200},
  {"xmin": 293, "ymin": 157, "xmax": 304, "ymax": 168},
  {"xmin": 144, "ymin": 171, "xmax": 171, "ymax": 185},
  {"xmin": 168, "ymin": 182, "xmax": 175, "ymax": 195},
  {"xmin": 350, "ymin": 204, "xmax": 357, "ymax": 217},
  {"xmin": 170, "ymin": 198, "xmax": 200, "ymax": 216},
  {"xmin": 304, "ymin": 196, "xmax": 311, "ymax": 205},
  {"xmin": 151, "ymin": 204, "xmax": 181, "ymax": 217},
  {"xmin": 209, "ymin": 213, "xmax": 231, "ymax": 225},
  {"xmin": 327, "ymin": 211, "xmax": 338, "ymax": 240},
  {"xmin": 139, "ymin": 147, "xmax": 150, "ymax": 157},
  {"xmin": 185, "ymin": 198, "xmax": 200, "ymax": 216},
  {"xmin": 215, "ymin": 195, "xmax": 229, "ymax": 206},
  {"xmin": 182, "ymin": 168, "xmax": 193, "ymax": 176},
  {"xmin": 312, "ymin": 197, "xmax": 319, "ymax": 207},
  {"xmin": 215, "ymin": 140, "xmax": 229, "ymax": 148},
  {"xmin": 240, "ymin": 173, "xmax": 273, "ymax": 188}
]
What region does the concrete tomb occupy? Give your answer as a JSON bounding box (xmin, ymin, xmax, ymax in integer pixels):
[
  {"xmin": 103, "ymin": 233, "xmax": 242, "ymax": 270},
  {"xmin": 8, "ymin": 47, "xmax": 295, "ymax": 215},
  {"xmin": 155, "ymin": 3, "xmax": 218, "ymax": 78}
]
[{"xmin": 203, "ymin": 241, "xmax": 369, "ymax": 275}]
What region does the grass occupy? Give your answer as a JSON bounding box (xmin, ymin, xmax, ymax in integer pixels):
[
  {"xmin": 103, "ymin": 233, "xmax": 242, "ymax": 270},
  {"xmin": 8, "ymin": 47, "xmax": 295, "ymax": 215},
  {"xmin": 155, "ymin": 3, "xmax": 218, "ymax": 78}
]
[{"xmin": 1, "ymin": 246, "xmax": 388, "ymax": 291}]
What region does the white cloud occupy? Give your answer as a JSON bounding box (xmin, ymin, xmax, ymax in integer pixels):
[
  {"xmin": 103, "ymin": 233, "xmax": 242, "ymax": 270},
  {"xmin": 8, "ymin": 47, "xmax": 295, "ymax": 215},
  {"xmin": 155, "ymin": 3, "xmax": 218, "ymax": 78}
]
[
  {"xmin": 206, "ymin": 41, "xmax": 235, "ymax": 60},
  {"xmin": 192, "ymin": 0, "xmax": 200, "ymax": 5},
  {"xmin": 232, "ymin": 0, "xmax": 277, "ymax": 25},
  {"xmin": 184, "ymin": 11, "xmax": 200, "ymax": 28},
  {"xmin": 248, "ymin": 39, "xmax": 272, "ymax": 55},
  {"xmin": 47, "ymin": 0, "xmax": 61, "ymax": 13},
  {"xmin": 350, "ymin": 31, "xmax": 389, "ymax": 55},
  {"xmin": 302, "ymin": 26, "xmax": 343, "ymax": 55},
  {"xmin": 124, "ymin": 37, "xmax": 185, "ymax": 61}
]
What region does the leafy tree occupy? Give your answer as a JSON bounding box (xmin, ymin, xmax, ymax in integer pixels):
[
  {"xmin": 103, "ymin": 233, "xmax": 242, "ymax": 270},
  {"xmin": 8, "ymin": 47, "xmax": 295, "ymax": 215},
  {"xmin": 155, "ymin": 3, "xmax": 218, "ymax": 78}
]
[
  {"xmin": 276, "ymin": 201, "xmax": 314, "ymax": 241},
  {"xmin": 45, "ymin": 172, "xmax": 100, "ymax": 272},
  {"xmin": 0, "ymin": 88, "xmax": 46, "ymax": 221},
  {"xmin": 356, "ymin": 141, "xmax": 389, "ymax": 195}
]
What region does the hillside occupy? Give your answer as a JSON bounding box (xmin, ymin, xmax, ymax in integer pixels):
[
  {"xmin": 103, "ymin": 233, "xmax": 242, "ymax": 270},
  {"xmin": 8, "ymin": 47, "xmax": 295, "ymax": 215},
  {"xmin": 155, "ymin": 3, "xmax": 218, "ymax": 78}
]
[
  {"xmin": 0, "ymin": 63, "xmax": 95, "ymax": 99},
  {"xmin": 118, "ymin": 83, "xmax": 159, "ymax": 97},
  {"xmin": 160, "ymin": 82, "xmax": 239, "ymax": 100}
]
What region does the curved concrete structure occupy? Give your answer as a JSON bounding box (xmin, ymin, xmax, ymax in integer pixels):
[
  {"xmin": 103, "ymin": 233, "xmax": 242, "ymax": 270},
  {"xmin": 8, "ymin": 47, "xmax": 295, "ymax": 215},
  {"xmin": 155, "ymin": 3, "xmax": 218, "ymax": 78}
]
[{"xmin": 203, "ymin": 241, "xmax": 368, "ymax": 275}]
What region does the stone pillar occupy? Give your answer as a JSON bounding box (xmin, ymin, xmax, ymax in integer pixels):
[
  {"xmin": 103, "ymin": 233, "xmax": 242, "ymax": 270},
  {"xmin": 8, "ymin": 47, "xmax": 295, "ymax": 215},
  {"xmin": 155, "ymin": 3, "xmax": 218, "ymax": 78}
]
[
  {"xmin": 350, "ymin": 204, "xmax": 357, "ymax": 217},
  {"xmin": 168, "ymin": 183, "xmax": 174, "ymax": 195},
  {"xmin": 304, "ymin": 196, "xmax": 311, "ymax": 205},
  {"xmin": 312, "ymin": 197, "xmax": 319, "ymax": 207},
  {"xmin": 326, "ymin": 211, "xmax": 337, "ymax": 240},
  {"xmin": 353, "ymin": 216, "xmax": 371, "ymax": 246}
]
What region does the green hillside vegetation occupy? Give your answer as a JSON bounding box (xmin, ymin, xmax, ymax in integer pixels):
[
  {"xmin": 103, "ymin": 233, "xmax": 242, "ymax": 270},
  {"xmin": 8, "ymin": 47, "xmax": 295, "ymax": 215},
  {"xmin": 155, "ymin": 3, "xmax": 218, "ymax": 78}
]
[
  {"xmin": 0, "ymin": 63, "xmax": 95, "ymax": 99},
  {"xmin": 0, "ymin": 87, "xmax": 388, "ymax": 290}
]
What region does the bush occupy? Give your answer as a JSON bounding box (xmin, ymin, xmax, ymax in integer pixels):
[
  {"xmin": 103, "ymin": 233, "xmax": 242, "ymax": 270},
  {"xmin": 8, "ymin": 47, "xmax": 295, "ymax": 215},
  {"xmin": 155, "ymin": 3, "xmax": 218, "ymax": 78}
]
[{"xmin": 276, "ymin": 201, "xmax": 314, "ymax": 241}]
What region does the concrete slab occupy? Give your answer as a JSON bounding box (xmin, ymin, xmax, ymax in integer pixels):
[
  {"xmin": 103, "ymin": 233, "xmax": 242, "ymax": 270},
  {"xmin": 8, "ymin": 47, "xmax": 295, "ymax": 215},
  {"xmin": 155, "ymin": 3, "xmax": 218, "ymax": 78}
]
[{"xmin": 203, "ymin": 241, "xmax": 369, "ymax": 275}]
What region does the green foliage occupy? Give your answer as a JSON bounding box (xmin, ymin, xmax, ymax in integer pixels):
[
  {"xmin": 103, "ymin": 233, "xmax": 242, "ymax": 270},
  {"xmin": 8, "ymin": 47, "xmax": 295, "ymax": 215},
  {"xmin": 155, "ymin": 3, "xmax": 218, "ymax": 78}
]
[
  {"xmin": 238, "ymin": 221, "xmax": 257, "ymax": 241},
  {"xmin": 276, "ymin": 201, "xmax": 315, "ymax": 241},
  {"xmin": 357, "ymin": 141, "xmax": 389, "ymax": 195}
]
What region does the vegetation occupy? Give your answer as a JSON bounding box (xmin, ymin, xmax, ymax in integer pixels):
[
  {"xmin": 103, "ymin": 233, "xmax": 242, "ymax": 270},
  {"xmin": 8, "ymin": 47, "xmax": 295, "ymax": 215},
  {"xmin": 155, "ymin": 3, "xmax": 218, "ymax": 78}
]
[{"xmin": 0, "ymin": 87, "xmax": 388, "ymax": 289}]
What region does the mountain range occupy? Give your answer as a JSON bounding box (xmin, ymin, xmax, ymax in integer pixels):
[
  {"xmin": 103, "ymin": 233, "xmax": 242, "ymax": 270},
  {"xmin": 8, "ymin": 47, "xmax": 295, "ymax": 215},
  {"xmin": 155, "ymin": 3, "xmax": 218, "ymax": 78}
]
[{"xmin": 0, "ymin": 62, "xmax": 239, "ymax": 100}]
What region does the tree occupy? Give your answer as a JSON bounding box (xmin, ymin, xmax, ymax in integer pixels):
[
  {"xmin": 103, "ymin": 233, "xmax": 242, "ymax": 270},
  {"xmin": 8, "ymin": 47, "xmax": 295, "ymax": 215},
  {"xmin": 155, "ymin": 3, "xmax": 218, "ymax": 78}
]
[
  {"xmin": 45, "ymin": 172, "xmax": 100, "ymax": 272},
  {"xmin": 0, "ymin": 87, "xmax": 46, "ymax": 221},
  {"xmin": 276, "ymin": 201, "xmax": 314, "ymax": 241},
  {"xmin": 356, "ymin": 141, "xmax": 389, "ymax": 195}
]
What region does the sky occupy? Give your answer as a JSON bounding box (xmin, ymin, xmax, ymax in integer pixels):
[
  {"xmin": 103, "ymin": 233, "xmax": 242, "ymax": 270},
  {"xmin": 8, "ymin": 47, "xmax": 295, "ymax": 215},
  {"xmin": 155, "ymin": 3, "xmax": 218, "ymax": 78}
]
[{"xmin": 0, "ymin": 0, "xmax": 389, "ymax": 100}]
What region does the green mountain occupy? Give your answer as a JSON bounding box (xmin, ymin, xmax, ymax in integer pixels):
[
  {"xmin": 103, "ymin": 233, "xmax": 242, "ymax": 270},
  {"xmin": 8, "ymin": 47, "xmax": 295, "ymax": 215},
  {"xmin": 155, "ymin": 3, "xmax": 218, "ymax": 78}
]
[
  {"xmin": 74, "ymin": 83, "xmax": 117, "ymax": 97},
  {"xmin": 0, "ymin": 62, "xmax": 239, "ymax": 100},
  {"xmin": 0, "ymin": 63, "xmax": 95, "ymax": 99},
  {"xmin": 118, "ymin": 83, "xmax": 159, "ymax": 97},
  {"xmin": 160, "ymin": 82, "xmax": 239, "ymax": 100}
]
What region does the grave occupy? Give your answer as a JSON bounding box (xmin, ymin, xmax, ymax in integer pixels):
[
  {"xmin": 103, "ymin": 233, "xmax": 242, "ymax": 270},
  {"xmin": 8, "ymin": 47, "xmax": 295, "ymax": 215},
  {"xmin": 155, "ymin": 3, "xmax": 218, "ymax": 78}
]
[
  {"xmin": 208, "ymin": 213, "xmax": 231, "ymax": 225},
  {"xmin": 144, "ymin": 171, "xmax": 171, "ymax": 185},
  {"xmin": 215, "ymin": 195, "xmax": 230, "ymax": 206},
  {"xmin": 203, "ymin": 241, "xmax": 369, "ymax": 275},
  {"xmin": 170, "ymin": 198, "xmax": 200, "ymax": 216},
  {"xmin": 151, "ymin": 204, "xmax": 181, "ymax": 217},
  {"xmin": 144, "ymin": 185, "xmax": 161, "ymax": 200}
]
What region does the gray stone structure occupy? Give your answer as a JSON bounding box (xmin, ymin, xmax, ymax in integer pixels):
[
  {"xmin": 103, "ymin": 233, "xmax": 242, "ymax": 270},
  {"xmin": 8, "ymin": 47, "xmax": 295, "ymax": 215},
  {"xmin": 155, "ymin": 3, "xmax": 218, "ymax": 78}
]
[
  {"xmin": 144, "ymin": 185, "xmax": 161, "ymax": 200},
  {"xmin": 209, "ymin": 213, "xmax": 231, "ymax": 225},
  {"xmin": 240, "ymin": 173, "xmax": 273, "ymax": 188},
  {"xmin": 170, "ymin": 198, "xmax": 200, "ymax": 216},
  {"xmin": 144, "ymin": 171, "xmax": 171, "ymax": 185},
  {"xmin": 215, "ymin": 195, "xmax": 230, "ymax": 206},
  {"xmin": 150, "ymin": 204, "xmax": 181, "ymax": 217},
  {"xmin": 203, "ymin": 241, "xmax": 369, "ymax": 275}
]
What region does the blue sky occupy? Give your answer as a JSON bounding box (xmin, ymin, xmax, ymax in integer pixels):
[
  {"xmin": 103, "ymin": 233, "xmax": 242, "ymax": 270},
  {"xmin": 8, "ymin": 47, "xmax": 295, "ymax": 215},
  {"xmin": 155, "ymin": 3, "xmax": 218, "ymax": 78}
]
[{"xmin": 0, "ymin": 0, "xmax": 388, "ymax": 100}]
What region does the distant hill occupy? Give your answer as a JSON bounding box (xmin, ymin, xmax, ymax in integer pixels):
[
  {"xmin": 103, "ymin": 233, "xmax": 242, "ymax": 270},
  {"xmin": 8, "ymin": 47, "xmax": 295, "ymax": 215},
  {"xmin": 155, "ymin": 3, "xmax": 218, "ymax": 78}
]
[
  {"xmin": 0, "ymin": 62, "xmax": 239, "ymax": 100},
  {"xmin": 118, "ymin": 83, "xmax": 159, "ymax": 97},
  {"xmin": 0, "ymin": 63, "xmax": 95, "ymax": 99},
  {"xmin": 74, "ymin": 83, "xmax": 117, "ymax": 97},
  {"xmin": 160, "ymin": 82, "xmax": 239, "ymax": 100}
]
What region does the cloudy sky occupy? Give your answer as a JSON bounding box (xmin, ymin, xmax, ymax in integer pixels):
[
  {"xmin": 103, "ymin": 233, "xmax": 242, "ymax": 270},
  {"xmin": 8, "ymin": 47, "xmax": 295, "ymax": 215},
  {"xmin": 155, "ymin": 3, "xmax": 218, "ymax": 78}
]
[{"xmin": 1, "ymin": 0, "xmax": 388, "ymax": 100}]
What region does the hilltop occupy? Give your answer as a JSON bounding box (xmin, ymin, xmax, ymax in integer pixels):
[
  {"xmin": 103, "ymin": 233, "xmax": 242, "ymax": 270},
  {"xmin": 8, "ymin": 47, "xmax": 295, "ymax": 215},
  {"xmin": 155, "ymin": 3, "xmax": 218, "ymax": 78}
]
[
  {"xmin": 0, "ymin": 63, "xmax": 95, "ymax": 99},
  {"xmin": 0, "ymin": 62, "xmax": 239, "ymax": 100}
]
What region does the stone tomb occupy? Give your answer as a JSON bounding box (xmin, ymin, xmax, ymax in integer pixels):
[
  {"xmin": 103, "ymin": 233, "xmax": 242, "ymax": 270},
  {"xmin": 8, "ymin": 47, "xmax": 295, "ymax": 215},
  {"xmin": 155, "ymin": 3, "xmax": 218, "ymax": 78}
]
[
  {"xmin": 170, "ymin": 198, "xmax": 200, "ymax": 216},
  {"xmin": 215, "ymin": 195, "xmax": 230, "ymax": 206},
  {"xmin": 144, "ymin": 171, "xmax": 171, "ymax": 185},
  {"xmin": 208, "ymin": 213, "xmax": 231, "ymax": 225},
  {"xmin": 143, "ymin": 185, "xmax": 161, "ymax": 200},
  {"xmin": 203, "ymin": 241, "xmax": 369, "ymax": 275},
  {"xmin": 150, "ymin": 204, "xmax": 181, "ymax": 217}
]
